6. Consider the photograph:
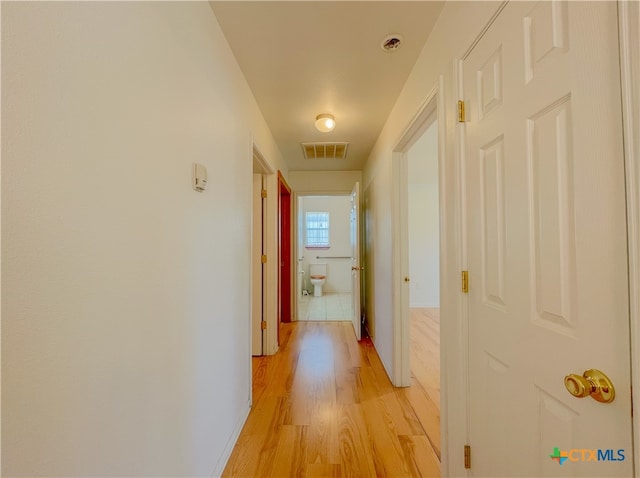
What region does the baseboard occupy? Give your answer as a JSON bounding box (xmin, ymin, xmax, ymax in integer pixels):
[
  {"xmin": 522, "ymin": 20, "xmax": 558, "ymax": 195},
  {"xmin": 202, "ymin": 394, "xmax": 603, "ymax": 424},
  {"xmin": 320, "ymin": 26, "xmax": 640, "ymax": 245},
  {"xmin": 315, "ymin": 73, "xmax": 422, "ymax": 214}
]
[{"xmin": 211, "ymin": 400, "xmax": 251, "ymax": 478}]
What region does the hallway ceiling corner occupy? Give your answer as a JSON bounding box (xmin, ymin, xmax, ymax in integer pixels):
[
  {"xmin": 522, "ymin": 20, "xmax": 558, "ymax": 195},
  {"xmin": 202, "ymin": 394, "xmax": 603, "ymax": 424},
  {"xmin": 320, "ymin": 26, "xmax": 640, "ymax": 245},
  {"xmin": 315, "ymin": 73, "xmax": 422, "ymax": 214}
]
[{"xmin": 210, "ymin": 1, "xmax": 445, "ymax": 172}]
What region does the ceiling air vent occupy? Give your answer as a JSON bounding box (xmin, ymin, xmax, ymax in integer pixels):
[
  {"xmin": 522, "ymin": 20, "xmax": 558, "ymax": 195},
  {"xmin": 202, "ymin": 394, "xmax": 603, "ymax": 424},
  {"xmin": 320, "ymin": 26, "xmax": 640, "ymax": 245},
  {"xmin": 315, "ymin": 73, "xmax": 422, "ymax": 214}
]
[{"xmin": 301, "ymin": 142, "xmax": 349, "ymax": 160}]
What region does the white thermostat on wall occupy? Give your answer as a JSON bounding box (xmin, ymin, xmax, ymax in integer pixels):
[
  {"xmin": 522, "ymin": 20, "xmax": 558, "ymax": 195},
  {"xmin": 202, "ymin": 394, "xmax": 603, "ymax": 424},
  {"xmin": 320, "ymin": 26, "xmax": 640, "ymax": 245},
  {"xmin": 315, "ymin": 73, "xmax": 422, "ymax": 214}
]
[{"xmin": 193, "ymin": 163, "xmax": 208, "ymax": 192}]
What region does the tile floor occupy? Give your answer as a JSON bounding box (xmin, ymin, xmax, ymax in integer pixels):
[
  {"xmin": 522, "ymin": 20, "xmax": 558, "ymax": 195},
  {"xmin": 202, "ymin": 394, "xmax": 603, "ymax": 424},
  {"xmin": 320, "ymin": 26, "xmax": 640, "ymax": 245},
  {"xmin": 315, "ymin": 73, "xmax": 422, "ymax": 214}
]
[{"xmin": 297, "ymin": 292, "xmax": 352, "ymax": 321}]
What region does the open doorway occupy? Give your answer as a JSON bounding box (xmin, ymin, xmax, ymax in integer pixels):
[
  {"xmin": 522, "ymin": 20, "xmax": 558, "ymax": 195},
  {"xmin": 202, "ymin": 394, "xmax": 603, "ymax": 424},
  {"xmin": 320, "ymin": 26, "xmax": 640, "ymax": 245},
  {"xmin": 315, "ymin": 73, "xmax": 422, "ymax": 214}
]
[
  {"xmin": 296, "ymin": 194, "xmax": 354, "ymax": 322},
  {"xmin": 406, "ymin": 119, "xmax": 440, "ymax": 447}
]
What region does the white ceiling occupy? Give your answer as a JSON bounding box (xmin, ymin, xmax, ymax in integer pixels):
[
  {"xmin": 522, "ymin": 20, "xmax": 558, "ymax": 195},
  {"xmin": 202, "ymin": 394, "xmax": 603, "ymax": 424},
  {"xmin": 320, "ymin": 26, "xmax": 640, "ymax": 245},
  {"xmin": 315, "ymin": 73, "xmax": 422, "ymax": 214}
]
[{"xmin": 210, "ymin": 1, "xmax": 445, "ymax": 172}]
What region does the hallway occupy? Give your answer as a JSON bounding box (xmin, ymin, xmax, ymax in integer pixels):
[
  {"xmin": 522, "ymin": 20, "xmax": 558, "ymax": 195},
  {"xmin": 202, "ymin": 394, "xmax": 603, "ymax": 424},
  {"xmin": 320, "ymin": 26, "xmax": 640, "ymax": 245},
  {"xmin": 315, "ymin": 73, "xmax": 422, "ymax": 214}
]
[{"xmin": 223, "ymin": 322, "xmax": 440, "ymax": 477}]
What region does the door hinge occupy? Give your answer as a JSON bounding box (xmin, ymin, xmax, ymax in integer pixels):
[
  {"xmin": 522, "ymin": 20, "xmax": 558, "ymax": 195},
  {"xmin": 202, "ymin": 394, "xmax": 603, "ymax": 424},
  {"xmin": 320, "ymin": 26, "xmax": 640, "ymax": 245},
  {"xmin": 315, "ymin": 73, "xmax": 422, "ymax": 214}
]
[
  {"xmin": 464, "ymin": 444, "xmax": 471, "ymax": 469},
  {"xmin": 261, "ymin": 189, "xmax": 267, "ymax": 199},
  {"xmin": 261, "ymin": 320, "xmax": 267, "ymax": 330},
  {"xmin": 458, "ymin": 100, "xmax": 466, "ymax": 123},
  {"xmin": 462, "ymin": 270, "xmax": 469, "ymax": 293},
  {"xmin": 261, "ymin": 255, "xmax": 267, "ymax": 264}
]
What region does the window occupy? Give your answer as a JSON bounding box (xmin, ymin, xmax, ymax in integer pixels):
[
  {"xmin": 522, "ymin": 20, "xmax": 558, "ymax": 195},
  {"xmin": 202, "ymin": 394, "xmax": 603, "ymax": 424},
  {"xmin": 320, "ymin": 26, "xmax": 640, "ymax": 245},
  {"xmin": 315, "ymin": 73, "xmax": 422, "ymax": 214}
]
[{"xmin": 305, "ymin": 212, "xmax": 330, "ymax": 248}]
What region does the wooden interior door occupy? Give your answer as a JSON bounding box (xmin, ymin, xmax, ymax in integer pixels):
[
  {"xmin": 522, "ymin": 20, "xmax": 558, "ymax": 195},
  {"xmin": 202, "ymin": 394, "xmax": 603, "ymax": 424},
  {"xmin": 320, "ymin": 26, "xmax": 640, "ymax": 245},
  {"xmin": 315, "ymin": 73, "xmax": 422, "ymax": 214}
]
[
  {"xmin": 278, "ymin": 172, "xmax": 292, "ymax": 331},
  {"xmin": 464, "ymin": 2, "xmax": 633, "ymax": 475}
]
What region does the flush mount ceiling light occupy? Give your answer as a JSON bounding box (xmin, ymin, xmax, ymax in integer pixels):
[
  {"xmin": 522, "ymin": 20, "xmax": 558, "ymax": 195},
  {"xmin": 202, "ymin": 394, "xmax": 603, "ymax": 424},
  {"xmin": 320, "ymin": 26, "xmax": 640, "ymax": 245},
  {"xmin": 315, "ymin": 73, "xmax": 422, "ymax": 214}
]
[{"xmin": 315, "ymin": 114, "xmax": 336, "ymax": 133}]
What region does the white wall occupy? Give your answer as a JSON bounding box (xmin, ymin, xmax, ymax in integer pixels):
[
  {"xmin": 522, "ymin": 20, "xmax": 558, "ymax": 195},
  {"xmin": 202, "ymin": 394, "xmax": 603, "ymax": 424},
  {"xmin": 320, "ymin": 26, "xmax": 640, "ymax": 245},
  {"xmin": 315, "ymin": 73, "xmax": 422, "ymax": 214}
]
[
  {"xmin": 1, "ymin": 2, "xmax": 287, "ymax": 476},
  {"xmin": 407, "ymin": 122, "xmax": 439, "ymax": 308},
  {"xmin": 361, "ymin": 2, "xmax": 503, "ymax": 476},
  {"xmin": 300, "ymin": 196, "xmax": 352, "ymax": 294},
  {"xmin": 288, "ymin": 170, "xmax": 361, "ymax": 194}
]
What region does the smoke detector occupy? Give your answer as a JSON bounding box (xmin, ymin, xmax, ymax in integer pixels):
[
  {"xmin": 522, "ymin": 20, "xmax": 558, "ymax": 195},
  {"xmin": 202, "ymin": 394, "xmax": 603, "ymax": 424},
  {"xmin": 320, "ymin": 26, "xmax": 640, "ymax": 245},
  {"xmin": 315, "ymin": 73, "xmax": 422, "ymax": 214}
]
[{"xmin": 381, "ymin": 34, "xmax": 403, "ymax": 52}]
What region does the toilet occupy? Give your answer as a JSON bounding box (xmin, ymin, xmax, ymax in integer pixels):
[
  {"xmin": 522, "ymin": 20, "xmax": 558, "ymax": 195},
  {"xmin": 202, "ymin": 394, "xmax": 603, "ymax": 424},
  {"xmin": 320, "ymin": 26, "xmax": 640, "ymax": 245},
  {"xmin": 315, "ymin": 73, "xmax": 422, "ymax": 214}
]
[{"xmin": 309, "ymin": 264, "xmax": 327, "ymax": 297}]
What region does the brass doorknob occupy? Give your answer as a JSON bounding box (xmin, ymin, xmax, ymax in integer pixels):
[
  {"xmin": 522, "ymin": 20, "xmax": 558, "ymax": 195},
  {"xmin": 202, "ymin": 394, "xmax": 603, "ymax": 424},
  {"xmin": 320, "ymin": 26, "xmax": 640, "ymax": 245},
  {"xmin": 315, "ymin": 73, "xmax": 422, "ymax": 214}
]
[
  {"xmin": 404, "ymin": 277, "xmax": 410, "ymax": 283},
  {"xmin": 564, "ymin": 369, "xmax": 615, "ymax": 403}
]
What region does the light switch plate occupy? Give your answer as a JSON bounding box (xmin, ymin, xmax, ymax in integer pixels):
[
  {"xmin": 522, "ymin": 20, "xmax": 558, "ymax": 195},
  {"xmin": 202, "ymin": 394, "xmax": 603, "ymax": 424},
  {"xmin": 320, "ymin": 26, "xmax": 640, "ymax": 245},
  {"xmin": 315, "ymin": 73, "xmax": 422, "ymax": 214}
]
[{"xmin": 193, "ymin": 163, "xmax": 207, "ymax": 192}]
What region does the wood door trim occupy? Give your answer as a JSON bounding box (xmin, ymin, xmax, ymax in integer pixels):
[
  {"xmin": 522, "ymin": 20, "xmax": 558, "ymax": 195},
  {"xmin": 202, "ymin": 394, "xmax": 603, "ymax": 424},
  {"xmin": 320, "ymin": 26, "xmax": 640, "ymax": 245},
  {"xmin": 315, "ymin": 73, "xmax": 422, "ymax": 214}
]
[{"xmin": 278, "ymin": 170, "xmax": 291, "ymax": 194}]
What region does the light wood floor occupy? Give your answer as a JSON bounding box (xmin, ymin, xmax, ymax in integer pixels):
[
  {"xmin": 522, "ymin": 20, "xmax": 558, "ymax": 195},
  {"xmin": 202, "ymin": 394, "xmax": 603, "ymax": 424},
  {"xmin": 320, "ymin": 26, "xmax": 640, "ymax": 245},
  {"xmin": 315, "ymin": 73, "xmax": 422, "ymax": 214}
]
[
  {"xmin": 409, "ymin": 308, "xmax": 440, "ymax": 412},
  {"xmin": 222, "ymin": 315, "xmax": 440, "ymax": 477}
]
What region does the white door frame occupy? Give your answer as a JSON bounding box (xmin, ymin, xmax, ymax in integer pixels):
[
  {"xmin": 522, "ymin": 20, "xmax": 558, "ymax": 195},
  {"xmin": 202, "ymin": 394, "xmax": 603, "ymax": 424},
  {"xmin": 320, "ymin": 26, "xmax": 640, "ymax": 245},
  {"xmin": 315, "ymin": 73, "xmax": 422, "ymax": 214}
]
[
  {"xmin": 391, "ymin": 78, "xmax": 450, "ymax": 473},
  {"xmin": 619, "ymin": 1, "xmax": 640, "ymax": 472}
]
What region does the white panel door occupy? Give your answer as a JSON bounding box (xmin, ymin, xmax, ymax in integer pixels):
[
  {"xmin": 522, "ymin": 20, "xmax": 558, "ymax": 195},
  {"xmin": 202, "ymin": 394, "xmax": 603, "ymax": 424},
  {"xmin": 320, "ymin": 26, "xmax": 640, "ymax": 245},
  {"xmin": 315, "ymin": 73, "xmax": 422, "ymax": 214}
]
[
  {"xmin": 252, "ymin": 174, "xmax": 263, "ymax": 356},
  {"xmin": 464, "ymin": 2, "xmax": 633, "ymax": 476},
  {"xmin": 351, "ymin": 182, "xmax": 361, "ymax": 341}
]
